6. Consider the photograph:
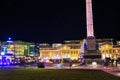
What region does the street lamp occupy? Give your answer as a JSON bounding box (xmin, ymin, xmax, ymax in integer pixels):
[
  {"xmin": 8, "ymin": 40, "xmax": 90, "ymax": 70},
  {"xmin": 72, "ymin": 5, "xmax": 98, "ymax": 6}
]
[{"xmin": 115, "ymin": 50, "xmax": 118, "ymax": 59}]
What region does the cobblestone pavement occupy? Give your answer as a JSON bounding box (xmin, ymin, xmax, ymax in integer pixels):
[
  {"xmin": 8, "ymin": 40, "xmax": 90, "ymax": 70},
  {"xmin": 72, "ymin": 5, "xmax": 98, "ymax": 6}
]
[
  {"xmin": 45, "ymin": 64, "xmax": 120, "ymax": 78},
  {"xmin": 63, "ymin": 65, "xmax": 120, "ymax": 78},
  {"xmin": 101, "ymin": 66, "xmax": 120, "ymax": 77}
]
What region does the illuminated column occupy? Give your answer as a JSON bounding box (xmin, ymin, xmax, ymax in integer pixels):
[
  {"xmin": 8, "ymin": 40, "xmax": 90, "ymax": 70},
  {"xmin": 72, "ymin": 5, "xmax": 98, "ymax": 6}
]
[
  {"xmin": 2, "ymin": 46, "xmax": 7, "ymax": 53},
  {"xmin": 86, "ymin": 0, "xmax": 94, "ymax": 37},
  {"xmin": 81, "ymin": 0, "xmax": 102, "ymax": 65}
]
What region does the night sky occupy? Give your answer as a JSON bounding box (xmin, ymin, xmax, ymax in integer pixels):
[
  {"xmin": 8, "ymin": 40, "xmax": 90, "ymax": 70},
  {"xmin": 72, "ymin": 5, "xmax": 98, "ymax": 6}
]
[{"xmin": 0, "ymin": 0, "xmax": 120, "ymax": 43}]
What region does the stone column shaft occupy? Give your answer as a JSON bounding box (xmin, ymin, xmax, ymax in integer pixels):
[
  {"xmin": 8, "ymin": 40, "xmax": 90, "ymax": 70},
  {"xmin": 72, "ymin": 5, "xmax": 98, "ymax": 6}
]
[{"xmin": 86, "ymin": 0, "xmax": 94, "ymax": 37}]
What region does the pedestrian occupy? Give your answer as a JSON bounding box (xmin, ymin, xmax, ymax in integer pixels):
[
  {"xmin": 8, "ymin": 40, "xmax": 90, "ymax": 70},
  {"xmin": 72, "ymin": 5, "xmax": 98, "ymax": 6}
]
[
  {"xmin": 69, "ymin": 61, "xmax": 72, "ymax": 68},
  {"xmin": 115, "ymin": 59, "xmax": 118, "ymax": 67}
]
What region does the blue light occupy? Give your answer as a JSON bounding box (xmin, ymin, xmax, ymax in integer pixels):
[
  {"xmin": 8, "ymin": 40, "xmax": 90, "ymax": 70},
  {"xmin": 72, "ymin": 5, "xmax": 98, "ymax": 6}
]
[
  {"xmin": 1, "ymin": 46, "xmax": 7, "ymax": 54},
  {"xmin": 7, "ymin": 37, "xmax": 13, "ymax": 43},
  {"xmin": 1, "ymin": 52, "xmax": 5, "ymax": 55},
  {"xmin": 8, "ymin": 37, "xmax": 11, "ymax": 40},
  {"xmin": 7, "ymin": 41, "xmax": 13, "ymax": 43}
]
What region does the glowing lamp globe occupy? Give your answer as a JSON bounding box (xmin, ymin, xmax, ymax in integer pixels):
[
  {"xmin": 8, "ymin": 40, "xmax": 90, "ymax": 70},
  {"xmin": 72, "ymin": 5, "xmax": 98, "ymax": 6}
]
[
  {"xmin": 92, "ymin": 61, "xmax": 97, "ymax": 66},
  {"xmin": 1, "ymin": 52, "xmax": 5, "ymax": 55}
]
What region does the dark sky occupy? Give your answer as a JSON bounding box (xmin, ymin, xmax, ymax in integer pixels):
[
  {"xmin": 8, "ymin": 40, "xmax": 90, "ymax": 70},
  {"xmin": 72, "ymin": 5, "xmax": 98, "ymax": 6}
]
[{"xmin": 0, "ymin": 0, "xmax": 120, "ymax": 43}]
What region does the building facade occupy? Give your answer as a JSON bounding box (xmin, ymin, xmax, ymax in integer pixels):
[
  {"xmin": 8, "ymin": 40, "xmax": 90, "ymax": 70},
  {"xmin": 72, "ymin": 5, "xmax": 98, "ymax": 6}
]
[
  {"xmin": 40, "ymin": 39, "xmax": 120, "ymax": 61},
  {"xmin": 0, "ymin": 38, "xmax": 120, "ymax": 61},
  {"xmin": 0, "ymin": 41, "xmax": 39, "ymax": 57}
]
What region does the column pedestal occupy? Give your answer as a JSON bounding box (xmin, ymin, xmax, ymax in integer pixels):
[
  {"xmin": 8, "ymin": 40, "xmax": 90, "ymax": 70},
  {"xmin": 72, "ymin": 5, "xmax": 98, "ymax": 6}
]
[{"xmin": 83, "ymin": 36, "xmax": 103, "ymax": 65}]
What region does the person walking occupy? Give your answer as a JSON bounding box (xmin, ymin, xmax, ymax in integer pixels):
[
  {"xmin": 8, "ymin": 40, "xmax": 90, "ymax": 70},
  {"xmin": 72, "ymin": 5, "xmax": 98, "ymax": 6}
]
[{"xmin": 69, "ymin": 60, "xmax": 72, "ymax": 68}]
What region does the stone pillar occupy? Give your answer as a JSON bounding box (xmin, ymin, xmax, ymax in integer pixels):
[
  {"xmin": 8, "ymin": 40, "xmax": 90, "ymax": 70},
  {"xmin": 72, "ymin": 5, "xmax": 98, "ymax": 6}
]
[
  {"xmin": 81, "ymin": 0, "xmax": 102, "ymax": 65},
  {"xmin": 86, "ymin": 0, "xmax": 94, "ymax": 37}
]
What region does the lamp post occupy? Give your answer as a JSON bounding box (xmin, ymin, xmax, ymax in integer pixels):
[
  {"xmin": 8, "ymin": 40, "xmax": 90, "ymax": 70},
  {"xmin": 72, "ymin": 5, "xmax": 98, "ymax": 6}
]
[
  {"xmin": 115, "ymin": 50, "xmax": 118, "ymax": 59},
  {"xmin": 115, "ymin": 50, "xmax": 118, "ymax": 66}
]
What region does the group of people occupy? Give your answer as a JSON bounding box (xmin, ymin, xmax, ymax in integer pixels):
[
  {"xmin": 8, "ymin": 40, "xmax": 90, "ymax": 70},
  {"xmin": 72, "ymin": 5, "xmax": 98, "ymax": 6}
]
[{"xmin": 104, "ymin": 57, "xmax": 119, "ymax": 67}]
